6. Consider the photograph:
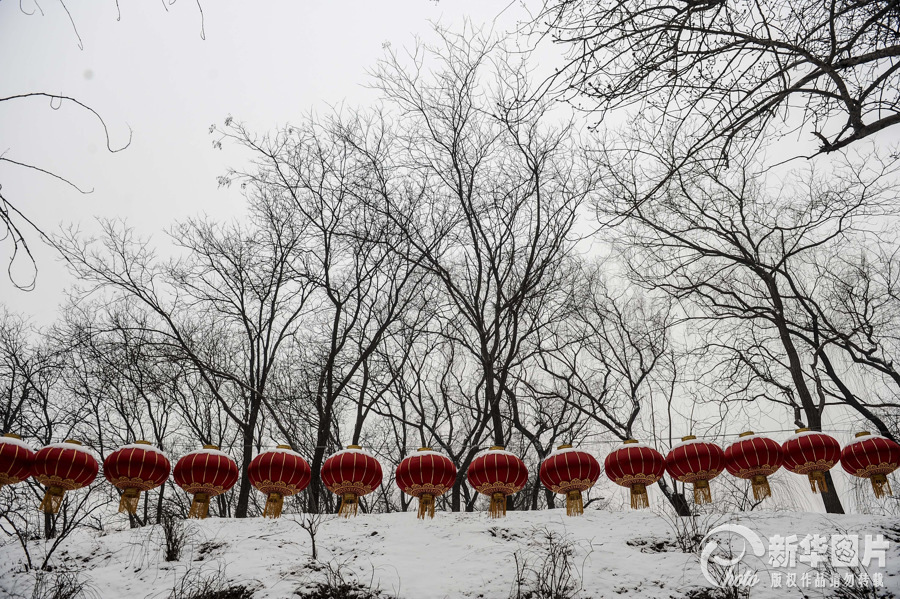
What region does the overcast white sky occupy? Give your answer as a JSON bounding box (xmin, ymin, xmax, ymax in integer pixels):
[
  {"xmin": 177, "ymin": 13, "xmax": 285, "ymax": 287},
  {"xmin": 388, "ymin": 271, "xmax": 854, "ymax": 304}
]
[{"xmin": 0, "ymin": 0, "xmax": 536, "ymax": 322}]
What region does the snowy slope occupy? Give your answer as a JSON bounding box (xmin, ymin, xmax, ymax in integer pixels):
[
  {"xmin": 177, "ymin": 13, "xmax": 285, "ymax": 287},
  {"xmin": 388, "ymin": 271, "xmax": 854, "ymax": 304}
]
[{"xmin": 1, "ymin": 509, "xmax": 897, "ymax": 598}]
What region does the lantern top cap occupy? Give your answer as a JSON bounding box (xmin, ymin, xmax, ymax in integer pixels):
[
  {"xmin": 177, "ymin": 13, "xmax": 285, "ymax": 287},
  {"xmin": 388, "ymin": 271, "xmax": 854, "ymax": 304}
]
[
  {"xmin": 557, "ymin": 444, "xmax": 573, "ymax": 450},
  {"xmin": 681, "ymin": 435, "xmax": 696, "ymax": 441},
  {"xmin": 854, "ymin": 431, "xmax": 871, "ymax": 438},
  {"xmin": 203, "ymin": 444, "xmax": 219, "ymax": 450},
  {"xmin": 794, "ymin": 428, "xmax": 810, "ymax": 433},
  {"xmin": 489, "ymin": 445, "xmax": 505, "ymax": 450},
  {"xmin": 346, "ymin": 444, "xmax": 362, "ymax": 450},
  {"xmin": 417, "ymin": 447, "xmax": 432, "ymax": 452},
  {"xmin": 64, "ymin": 439, "xmax": 82, "ymax": 445},
  {"xmin": 135, "ymin": 440, "xmax": 152, "ymax": 445},
  {"xmin": 3, "ymin": 433, "xmax": 22, "ymax": 440},
  {"xmin": 277, "ymin": 444, "xmax": 293, "ymax": 450},
  {"xmin": 624, "ymin": 439, "xmax": 639, "ymax": 444},
  {"xmin": 739, "ymin": 431, "xmax": 755, "ymax": 437}
]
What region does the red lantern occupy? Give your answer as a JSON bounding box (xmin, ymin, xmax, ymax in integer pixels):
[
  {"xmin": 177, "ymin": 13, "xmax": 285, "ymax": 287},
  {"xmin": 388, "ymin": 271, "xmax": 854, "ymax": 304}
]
[
  {"xmin": 103, "ymin": 441, "xmax": 171, "ymax": 514},
  {"xmin": 539, "ymin": 444, "xmax": 600, "ymax": 516},
  {"xmin": 248, "ymin": 444, "xmax": 311, "ymax": 518},
  {"xmin": 782, "ymin": 428, "xmax": 840, "ymax": 494},
  {"xmin": 32, "ymin": 440, "xmax": 99, "ymax": 514},
  {"xmin": 666, "ymin": 435, "xmax": 725, "ymax": 505},
  {"xmin": 466, "ymin": 446, "xmax": 528, "ymax": 518},
  {"xmin": 395, "ymin": 447, "xmax": 457, "ymax": 519},
  {"xmin": 604, "ymin": 439, "xmax": 665, "ymax": 509},
  {"xmin": 321, "ymin": 445, "xmax": 383, "ymax": 517},
  {"xmin": 173, "ymin": 445, "xmax": 239, "ymax": 519},
  {"xmin": 724, "ymin": 431, "xmax": 783, "ymax": 500},
  {"xmin": 0, "ymin": 433, "xmax": 35, "ymax": 489},
  {"xmin": 841, "ymin": 431, "xmax": 900, "ymax": 498}
]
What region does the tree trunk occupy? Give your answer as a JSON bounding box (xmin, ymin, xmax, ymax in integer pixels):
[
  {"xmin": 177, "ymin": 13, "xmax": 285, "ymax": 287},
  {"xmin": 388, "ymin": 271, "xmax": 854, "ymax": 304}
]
[
  {"xmin": 483, "ymin": 367, "xmax": 505, "ymax": 446},
  {"xmin": 155, "ymin": 481, "xmax": 166, "ymax": 525},
  {"xmin": 44, "ymin": 512, "xmax": 54, "ymax": 540},
  {"xmin": 765, "ymin": 274, "xmax": 844, "ymax": 514},
  {"xmin": 657, "ymin": 478, "xmax": 692, "ymax": 516}
]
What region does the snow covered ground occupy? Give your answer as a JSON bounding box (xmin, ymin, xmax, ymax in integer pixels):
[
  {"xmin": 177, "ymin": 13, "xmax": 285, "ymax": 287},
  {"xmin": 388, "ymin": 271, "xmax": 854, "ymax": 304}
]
[{"xmin": 1, "ymin": 508, "xmax": 898, "ymax": 598}]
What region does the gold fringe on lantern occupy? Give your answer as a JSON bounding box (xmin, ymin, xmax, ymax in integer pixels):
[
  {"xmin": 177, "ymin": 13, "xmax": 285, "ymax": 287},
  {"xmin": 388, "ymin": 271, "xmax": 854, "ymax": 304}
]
[
  {"xmin": 751, "ymin": 475, "xmax": 772, "ymax": 500},
  {"xmin": 693, "ymin": 480, "xmax": 712, "ymax": 505},
  {"xmin": 189, "ymin": 492, "xmax": 211, "ymax": 519},
  {"xmin": 39, "ymin": 486, "xmax": 65, "ymax": 514},
  {"xmin": 808, "ymin": 471, "xmax": 828, "ymax": 494},
  {"xmin": 566, "ymin": 490, "xmax": 584, "ymax": 517},
  {"xmin": 871, "ymin": 474, "xmax": 893, "ymax": 498},
  {"xmin": 339, "ymin": 493, "xmax": 359, "ymax": 518},
  {"xmin": 119, "ymin": 488, "xmax": 141, "ymax": 514},
  {"xmin": 630, "ymin": 483, "xmax": 649, "ymax": 510},
  {"xmin": 489, "ymin": 492, "xmax": 507, "ymax": 518},
  {"xmin": 417, "ymin": 493, "xmax": 435, "ymax": 519},
  {"xmin": 264, "ymin": 492, "xmax": 284, "ymax": 518}
]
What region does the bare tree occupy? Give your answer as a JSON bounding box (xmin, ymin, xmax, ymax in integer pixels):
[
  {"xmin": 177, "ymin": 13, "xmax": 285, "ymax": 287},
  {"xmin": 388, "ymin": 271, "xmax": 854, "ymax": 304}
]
[
  {"xmin": 55, "ymin": 193, "xmax": 315, "ymax": 517},
  {"xmin": 594, "ymin": 140, "xmax": 900, "ymax": 513},
  {"xmin": 366, "ymin": 25, "xmax": 597, "ymax": 452},
  {"xmin": 538, "ymin": 0, "xmax": 900, "ymax": 159},
  {"xmin": 214, "ymin": 112, "xmax": 427, "ymax": 513}
]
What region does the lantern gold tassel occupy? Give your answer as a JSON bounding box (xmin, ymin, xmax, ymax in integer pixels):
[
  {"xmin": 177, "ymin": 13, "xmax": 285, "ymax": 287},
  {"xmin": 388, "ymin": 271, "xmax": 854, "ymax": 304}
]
[
  {"xmin": 39, "ymin": 486, "xmax": 65, "ymax": 514},
  {"xmin": 808, "ymin": 471, "xmax": 828, "ymax": 494},
  {"xmin": 630, "ymin": 483, "xmax": 649, "ymax": 509},
  {"xmin": 119, "ymin": 488, "xmax": 141, "ymax": 514},
  {"xmin": 693, "ymin": 480, "xmax": 712, "ymax": 504},
  {"xmin": 489, "ymin": 492, "xmax": 506, "ymax": 518},
  {"xmin": 418, "ymin": 493, "xmax": 435, "ymax": 519},
  {"xmin": 339, "ymin": 493, "xmax": 358, "ymax": 518},
  {"xmin": 189, "ymin": 492, "xmax": 210, "ymax": 519},
  {"xmin": 751, "ymin": 475, "xmax": 771, "ymax": 500},
  {"xmin": 871, "ymin": 474, "xmax": 893, "ymax": 498},
  {"xmin": 264, "ymin": 492, "xmax": 284, "ymax": 518},
  {"xmin": 566, "ymin": 490, "xmax": 584, "ymax": 516}
]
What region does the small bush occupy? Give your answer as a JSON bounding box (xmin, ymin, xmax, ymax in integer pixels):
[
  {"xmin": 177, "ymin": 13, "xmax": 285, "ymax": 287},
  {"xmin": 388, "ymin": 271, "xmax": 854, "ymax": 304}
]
[
  {"xmin": 296, "ymin": 559, "xmax": 393, "ymax": 599},
  {"xmin": 161, "ymin": 511, "xmax": 189, "ymax": 562},
  {"xmin": 168, "ymin": 565, "xmax": 253, "ymax": 599},
  {"xmin": 508, "ymin": 528, "xmax": 584, "ymax": 599},
  {"xmin": 31, "ymin": 569, "xmax": 97, "ymax": 599}
]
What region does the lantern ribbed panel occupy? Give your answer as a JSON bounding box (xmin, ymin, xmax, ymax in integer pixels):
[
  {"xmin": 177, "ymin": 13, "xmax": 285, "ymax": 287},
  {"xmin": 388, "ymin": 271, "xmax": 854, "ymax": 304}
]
[
  {"xmin": 466, "ymin": 449, "xmax": 528, "ymax": 496},
  {"xmin": 840, "ymin": 433, "xmax": 900, "ymax": 498},
  {"xmin": 724, "ymin": 434, "xmax": 783, "ymax": 479},
  {"xmin": 248, "ymin": 447, "xmax": 311, "ymax": 518},
  {"xmin": 539, "ymin": 446, "xmax": 600, "ymax": 516},
  {"xmin": 395, "ymin": 451, "xmax": 457, "ymax": 498},
  {"xmin": 841, "ymin": 435, "xmax": 900, "ymax": 478},
  {"xmin": 396, "ymin": 449, "xmax": 457, "ymax": 519},
  {"xmin": 604, "ymin": 441, "xmax": 665, "ymax": 509},
  {"xmin": 321, "ymin": 448, "xmax": 383, "ymax": 498},
  {"xmin": 724, "ymin": 433, "xmax": 783, "ymax": 500},
  {"xmin": 32, "ymin": 441, "xmax": 100, "ymax": 514},
  {"xmin": 33, "ymin": 443, "xmax": 99, "ymax": 491},
  {"xmin": 781, "ymin": 430, "xmax": 840, "ymax": 494},
  {"xmin": 321, "ymin": 447, "xmax": 382, "ymax": 517},
  {"xmin": 539, "ymin": 448, "xmax": 600, "ymax": 494},
  {"xmin": 0, "ymin": 436, "xmax": 35, "ymax": 487},
  {"xmin": 666, "ymin": 438, "xmax": 724, "ymax": 504},
  {"xmin": 173, "ymin": 449, "xmax": 239, "ymax": 497},
  {"xmin": 467, "ymin": 448, "xmax": 528, "ymax": 518},
  {"xmin": 604, "ymin": 443, "xmax": 665, "ymax": 488},
  {"xmin": 782, "ymin": 431, "xmax": 840, "ymax": 475},
  {"xmin": 103, "ymin": 444, "xmax": 170, "ymax": 492},
  {"xmin": 665, "ymin": 440, "xmax": 724, "ymax": 483},
  {"xmin": 248, "ymin": 448, "xmax": 311, "ymax": 497}
]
